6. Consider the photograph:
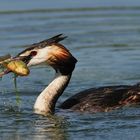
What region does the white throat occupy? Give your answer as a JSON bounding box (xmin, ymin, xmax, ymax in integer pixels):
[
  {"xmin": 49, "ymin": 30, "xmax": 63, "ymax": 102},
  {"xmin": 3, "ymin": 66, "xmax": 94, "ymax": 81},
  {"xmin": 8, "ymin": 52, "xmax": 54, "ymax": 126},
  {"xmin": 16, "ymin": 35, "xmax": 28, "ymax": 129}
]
[{"xmin": 34, "ymin": 71, "xmax": 71, "ymax": 115}]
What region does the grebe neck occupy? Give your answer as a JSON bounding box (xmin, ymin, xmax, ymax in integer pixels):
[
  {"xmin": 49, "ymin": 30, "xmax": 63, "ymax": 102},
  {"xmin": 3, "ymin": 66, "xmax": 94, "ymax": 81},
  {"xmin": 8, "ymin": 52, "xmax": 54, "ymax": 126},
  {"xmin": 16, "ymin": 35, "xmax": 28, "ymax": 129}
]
[{"xmin": 34, "ymin": 71, "xmax": 71, "ymax": 115}]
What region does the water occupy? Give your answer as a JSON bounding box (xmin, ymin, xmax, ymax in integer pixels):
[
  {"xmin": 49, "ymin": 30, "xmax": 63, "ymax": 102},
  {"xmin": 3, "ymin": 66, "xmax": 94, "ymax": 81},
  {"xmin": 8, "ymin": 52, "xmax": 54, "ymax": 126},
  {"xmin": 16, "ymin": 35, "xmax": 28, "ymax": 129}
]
[{"xmin": 0, "ymin": 0, "xmax": 140, "ymax": 139}]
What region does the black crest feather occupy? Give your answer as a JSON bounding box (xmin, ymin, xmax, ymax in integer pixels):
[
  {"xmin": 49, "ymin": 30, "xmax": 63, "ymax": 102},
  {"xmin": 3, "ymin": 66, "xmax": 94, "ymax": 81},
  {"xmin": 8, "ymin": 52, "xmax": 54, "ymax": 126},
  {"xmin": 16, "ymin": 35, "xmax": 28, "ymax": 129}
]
[{"xmin": 18, "ymin": 34, "xmax": 67, "ymax": 56}]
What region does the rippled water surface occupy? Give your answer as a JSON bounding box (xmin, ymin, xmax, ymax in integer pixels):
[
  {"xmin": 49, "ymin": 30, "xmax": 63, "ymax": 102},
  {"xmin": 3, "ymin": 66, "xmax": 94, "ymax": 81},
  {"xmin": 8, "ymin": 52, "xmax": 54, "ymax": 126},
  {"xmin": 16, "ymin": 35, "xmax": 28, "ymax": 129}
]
[{"xmin": 1, "ymin": 0, "xmax": 140, "ymax": 140}]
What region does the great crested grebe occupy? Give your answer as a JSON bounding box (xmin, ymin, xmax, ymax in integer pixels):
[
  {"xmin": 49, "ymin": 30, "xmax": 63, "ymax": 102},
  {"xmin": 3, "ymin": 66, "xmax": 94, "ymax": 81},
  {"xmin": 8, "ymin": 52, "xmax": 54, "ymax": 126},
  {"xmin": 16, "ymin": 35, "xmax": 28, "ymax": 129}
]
[{"xmin": 11, "ymin": 34, "xmax": 140, "ymax": 115}]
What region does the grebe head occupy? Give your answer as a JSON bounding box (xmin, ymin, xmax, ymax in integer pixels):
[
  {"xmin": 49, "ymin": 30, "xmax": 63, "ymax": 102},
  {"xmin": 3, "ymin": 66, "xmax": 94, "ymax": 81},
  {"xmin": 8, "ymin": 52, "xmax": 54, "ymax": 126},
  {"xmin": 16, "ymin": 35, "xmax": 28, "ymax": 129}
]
[{"xmin": 16, "ymin": 34, "xmax": 77, "ymax": 75}]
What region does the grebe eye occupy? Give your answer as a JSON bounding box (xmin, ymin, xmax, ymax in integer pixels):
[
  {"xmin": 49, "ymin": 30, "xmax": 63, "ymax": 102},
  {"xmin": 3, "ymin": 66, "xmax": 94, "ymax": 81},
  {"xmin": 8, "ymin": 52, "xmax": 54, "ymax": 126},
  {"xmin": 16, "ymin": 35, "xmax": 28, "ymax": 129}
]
[{"xmin": 30, "ymin": 51, "xmax": 37, "ymax": 56}]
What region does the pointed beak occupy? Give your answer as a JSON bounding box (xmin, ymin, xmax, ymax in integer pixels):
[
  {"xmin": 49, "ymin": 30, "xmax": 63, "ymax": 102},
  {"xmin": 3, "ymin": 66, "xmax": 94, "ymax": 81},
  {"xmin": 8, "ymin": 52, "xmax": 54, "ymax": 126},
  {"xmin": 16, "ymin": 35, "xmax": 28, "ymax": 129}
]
[{"xmin": 14, "ymin": 55, "xmax": 33, "ymax": 66}]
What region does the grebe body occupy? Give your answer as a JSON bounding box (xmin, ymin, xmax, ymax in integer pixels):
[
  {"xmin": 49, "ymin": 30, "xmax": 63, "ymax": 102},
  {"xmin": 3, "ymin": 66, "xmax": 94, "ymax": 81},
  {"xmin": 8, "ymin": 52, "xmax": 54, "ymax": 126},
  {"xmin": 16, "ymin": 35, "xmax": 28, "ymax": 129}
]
[{"xmin": 14, "ymin": 34, "xmax": 140, "ymax": 115}]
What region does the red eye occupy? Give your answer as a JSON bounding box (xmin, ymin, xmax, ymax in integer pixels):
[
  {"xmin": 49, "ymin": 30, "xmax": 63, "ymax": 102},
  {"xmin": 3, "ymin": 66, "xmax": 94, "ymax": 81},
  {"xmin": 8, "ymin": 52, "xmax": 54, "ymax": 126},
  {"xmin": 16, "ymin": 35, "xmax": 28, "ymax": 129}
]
[{"xmin": 30, "ymin": 51, "xmax": 37, "ymax": 56}]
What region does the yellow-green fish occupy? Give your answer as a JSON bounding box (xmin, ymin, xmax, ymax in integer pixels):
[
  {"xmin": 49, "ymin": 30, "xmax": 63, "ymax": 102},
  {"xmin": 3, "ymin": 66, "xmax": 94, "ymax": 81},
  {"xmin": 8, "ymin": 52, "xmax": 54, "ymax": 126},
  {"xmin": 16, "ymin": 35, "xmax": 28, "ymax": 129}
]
[{"xmin": 3, "ymin": 60, "xmax": 30, "ymax": 76}]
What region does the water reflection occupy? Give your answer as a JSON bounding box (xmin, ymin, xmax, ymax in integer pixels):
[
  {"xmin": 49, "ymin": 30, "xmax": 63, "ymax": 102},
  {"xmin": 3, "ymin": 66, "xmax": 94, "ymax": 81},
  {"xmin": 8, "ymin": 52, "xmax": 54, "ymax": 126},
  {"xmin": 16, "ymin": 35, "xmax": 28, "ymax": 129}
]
[
  {"xmin": 32, "ymin": 115, "xmax": 69, "ymax": 140},
  {"xmin": 0, "ymin": 109, "xmax": 70, "ymax": 140}
]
